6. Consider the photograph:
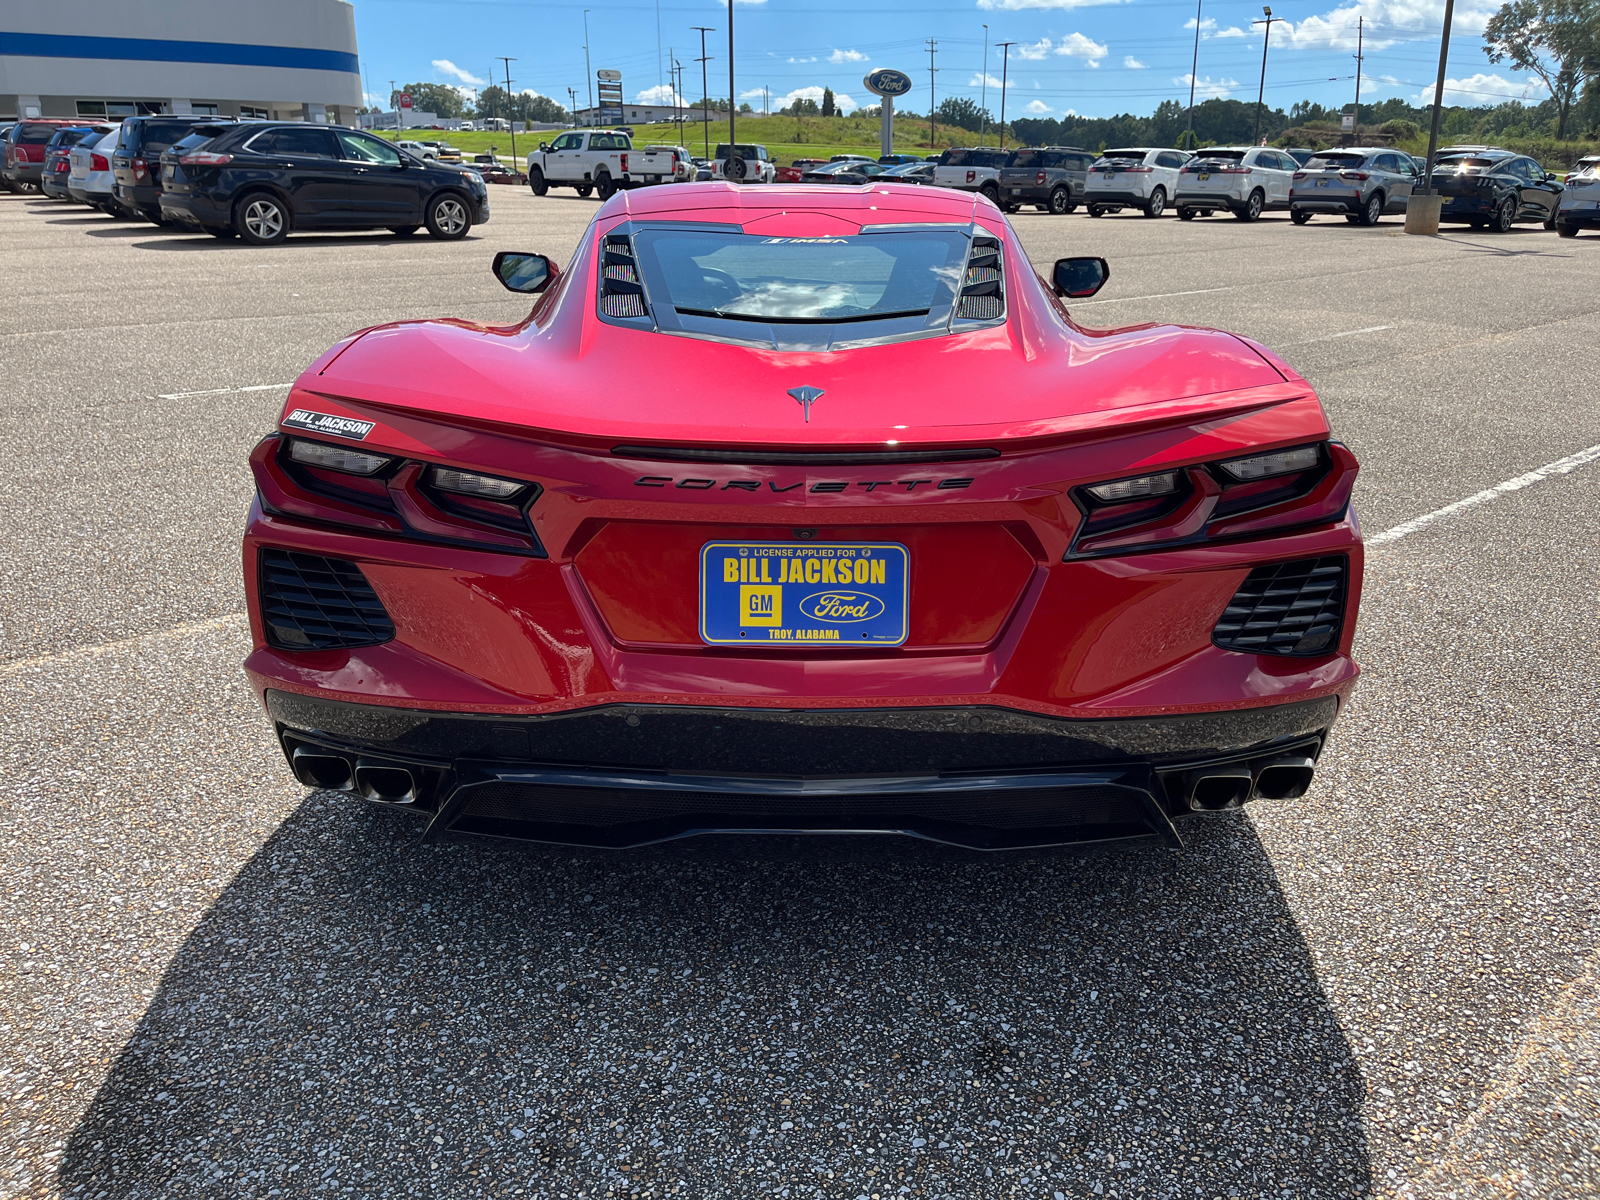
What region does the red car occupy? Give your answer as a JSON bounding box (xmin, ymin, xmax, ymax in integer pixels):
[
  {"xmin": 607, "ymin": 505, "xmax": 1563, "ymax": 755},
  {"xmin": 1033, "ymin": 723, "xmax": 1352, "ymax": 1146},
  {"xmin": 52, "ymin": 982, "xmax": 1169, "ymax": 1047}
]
[
  {"xmin": 776, "ymin": 158, "xmax": 828, "ymax": 183},
  {"xmin": 244, "ymin": 182, "xmax": 1362, "ymax": 850}
]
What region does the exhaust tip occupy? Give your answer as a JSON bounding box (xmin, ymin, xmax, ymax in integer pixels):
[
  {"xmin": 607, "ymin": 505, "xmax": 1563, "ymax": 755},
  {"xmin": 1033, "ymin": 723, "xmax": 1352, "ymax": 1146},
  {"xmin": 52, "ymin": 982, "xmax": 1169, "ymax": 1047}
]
[
  {"xmin": 1255, "ymin": 756, "xmax": 1315, "ymax": 801},
  {"xmin": 292, "ymin": 747, "xmax": 354, "ymax": 791},
  {"xmin": 356, "ymin": 762, "xmax": 416, "ymax": 805},
  {"xmin": 1187, "ymin": 765, "xmax": 1253, "ymax": 811}
]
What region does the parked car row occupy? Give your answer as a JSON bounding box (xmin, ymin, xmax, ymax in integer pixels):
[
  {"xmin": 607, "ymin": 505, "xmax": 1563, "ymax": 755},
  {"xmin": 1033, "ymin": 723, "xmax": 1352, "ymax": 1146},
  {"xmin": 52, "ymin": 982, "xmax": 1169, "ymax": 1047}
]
[{"xmin": 5, "ymin": 116, "xmax": 494, "ymax": 244}]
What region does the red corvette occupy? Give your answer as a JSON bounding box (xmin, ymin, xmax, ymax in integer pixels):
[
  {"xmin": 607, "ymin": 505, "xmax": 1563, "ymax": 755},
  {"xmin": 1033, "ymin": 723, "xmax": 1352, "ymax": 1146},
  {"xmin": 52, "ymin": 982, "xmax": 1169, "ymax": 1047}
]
[{"xmin": 244, "ymin": 182, "xmax": 1362, "ymax": 849}]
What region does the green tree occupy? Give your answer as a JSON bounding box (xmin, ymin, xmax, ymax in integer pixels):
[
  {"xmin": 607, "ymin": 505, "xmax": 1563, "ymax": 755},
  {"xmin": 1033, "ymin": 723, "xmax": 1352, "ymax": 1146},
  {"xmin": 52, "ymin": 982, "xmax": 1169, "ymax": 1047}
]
[
  {"xmin": 821, "ymin": 87, "xmax": 837, "ymax": 117},
  {"xmin": 389, "ymin": 82, "xmax": 468, "ymax": 119},
  {"xmin": 936, "ymin": 96, "xmax": 992, "ymax": 133},
  {"xmin": 1483, "ymin": 0, "xmax": 1600, "ymax": 137}
]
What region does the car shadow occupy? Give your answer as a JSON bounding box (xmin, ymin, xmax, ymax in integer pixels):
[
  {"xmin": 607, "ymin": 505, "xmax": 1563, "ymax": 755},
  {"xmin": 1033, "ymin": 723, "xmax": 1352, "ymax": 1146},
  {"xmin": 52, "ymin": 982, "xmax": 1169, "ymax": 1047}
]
[
  {"xmin": 129, "ymin": 232, "xmax": 476, "ymax": 251},
  {"xmin": 59, "ymin": 794, "xmax": 1371, "ymax": 1196},
  {"xmin": 43, "ymin": 214, "xmax": 119, "ymax": 225}
]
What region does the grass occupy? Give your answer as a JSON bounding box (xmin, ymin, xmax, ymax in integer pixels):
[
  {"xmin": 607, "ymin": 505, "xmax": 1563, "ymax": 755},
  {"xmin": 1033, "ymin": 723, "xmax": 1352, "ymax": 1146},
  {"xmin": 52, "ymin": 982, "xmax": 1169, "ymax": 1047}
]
[{"xmin": 376, "ymin": 113, "xmax": 1005, "ymax": 165}]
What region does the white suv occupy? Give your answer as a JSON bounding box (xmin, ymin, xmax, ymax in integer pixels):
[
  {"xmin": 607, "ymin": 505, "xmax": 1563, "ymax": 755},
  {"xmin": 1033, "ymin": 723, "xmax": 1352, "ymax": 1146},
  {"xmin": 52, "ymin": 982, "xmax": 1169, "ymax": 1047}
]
[
  {"xmin": 1173, "ymin": 146, "xmax": 1298, "ymax": 221},
  {"xmin": 1084, "ymin": 147, "xmax": 1191, "ymax": 218}
]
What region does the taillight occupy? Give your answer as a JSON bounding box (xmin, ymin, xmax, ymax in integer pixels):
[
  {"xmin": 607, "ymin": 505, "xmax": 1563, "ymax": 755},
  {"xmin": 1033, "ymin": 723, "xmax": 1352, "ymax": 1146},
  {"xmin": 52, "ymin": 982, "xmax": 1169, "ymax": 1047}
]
[
  {"xmin": 132, "ymin": 156, "xmax": 150, "ymax": 180},
  {"xmin": 1292, "ymin": 171, "xmax": 1307, "ymax": 179},
  {"xmin": 620, "ymin": 152, "xmax": 628, "ymax": 171},
  {"xmin": 967, "ymin": 170, "xmax": 976, "ymax": 183},
  {"xmin": 90, "ymin": 154, "xmax": 109, "ymax": 172},
  {"xmin": 179, "ymin": 151, "xmax": 233, "ymax": 165},
  {"xmin": 1066, "ymin": 442, "xmax": 1357, "ymax": 558},
  {"xmin": 1340, "ymin": 171, "xmax": 1369, "ymax": 182},
  {"xmin": 1036, "ymin": 171, "xmax": 1046, "ymax": 185},
  {"xmin": 1123, "ymin": 166, "xmax": 1154, "ymax": 173}
]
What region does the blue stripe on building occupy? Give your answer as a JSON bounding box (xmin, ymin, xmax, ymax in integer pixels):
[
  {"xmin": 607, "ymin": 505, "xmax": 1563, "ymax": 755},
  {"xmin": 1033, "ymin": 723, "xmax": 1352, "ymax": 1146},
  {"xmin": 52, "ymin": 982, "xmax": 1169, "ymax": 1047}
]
[{"xmin": 0, "ymin": 32, "xmax": 359, "ymax": 76}]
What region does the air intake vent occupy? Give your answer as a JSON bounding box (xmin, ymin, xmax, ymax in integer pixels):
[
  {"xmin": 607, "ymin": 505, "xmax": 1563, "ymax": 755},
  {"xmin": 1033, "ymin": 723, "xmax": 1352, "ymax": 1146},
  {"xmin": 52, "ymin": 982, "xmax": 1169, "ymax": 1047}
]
[
  {"xmin": 1212, "ymin": 556, "xmax": 1347, "ymax": 657},
  {"xmin": 955, "ymin": 236, "xmax": 1004, "ymax": 322},
  {"xmin": 599, "ymin": 233, "xmax": 649, "ymax": 322},
  {"xmin": 259, "ymin": 549, "xmax": 395, "ymax": 651}
]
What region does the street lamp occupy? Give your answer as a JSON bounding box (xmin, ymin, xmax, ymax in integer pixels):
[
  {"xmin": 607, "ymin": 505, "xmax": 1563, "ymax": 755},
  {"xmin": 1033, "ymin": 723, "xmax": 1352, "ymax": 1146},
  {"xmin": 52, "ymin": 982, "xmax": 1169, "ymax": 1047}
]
[
  {"xmin": 1184, "ymin": 0, "xmax": 1202, "ymax": 151},
  {"xmin": 1251, "ymin": 6, "xmax": 1284, "ymax": 146},
  {"xmin": 996, "ymin": 42, "xmax": 1014, "ymax": 150},
  {"xmin": 980, "ymin": 26, "xmax": 989, "ymax": 147},
  {"xmin": 583, "ymin": 10, "xmax": 594, "ymax": 127}
]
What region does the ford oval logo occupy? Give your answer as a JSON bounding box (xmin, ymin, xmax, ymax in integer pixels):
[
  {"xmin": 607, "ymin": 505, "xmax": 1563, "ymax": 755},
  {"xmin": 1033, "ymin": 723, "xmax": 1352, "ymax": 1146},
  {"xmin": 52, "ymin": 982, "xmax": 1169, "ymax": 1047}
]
[
  {"xmin": 798, "ymin": 591, "xmax": 886, "ymax": 624},
  {"xmin": 863, "ymin": 68, "xmax": 914, "ymax": 98}
]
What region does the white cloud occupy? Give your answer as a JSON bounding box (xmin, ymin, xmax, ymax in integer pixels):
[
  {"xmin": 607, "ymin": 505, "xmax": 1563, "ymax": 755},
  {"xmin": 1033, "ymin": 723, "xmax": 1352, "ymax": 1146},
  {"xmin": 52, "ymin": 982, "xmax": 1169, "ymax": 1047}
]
[
  {"xmin": 1174, "ymin": 73, "xmax": 1241, "ymax": 99},
  {"xmin": 787, "ymin": 55, "xmax": 819, "ymax": 63},
  {"xmin": 1183, "ymin": 17, "xmax": 1248, "ymax": 38},
  {"xmin": 977, "ymin": 0, "xmax": 1126, "ymax": 9},
  {"xmin": 636, "ymin": 84, "xmax": 688, "ymax": 106},
  {"xmin": 829, "ymin": 48, "xmax": 867, "ymax": 63},
  {"xmin": 1123, "ymin": 55, "xmax": 1147, "ymax": 68},
  {"xmin": 1014, "ymin": 37, "xmax": 1053, "ymax": 59},
  {"xmin": 433, "ymin": 60, "xmax": 485, "ymax": 86},
  {"xmin": 1054, "ymin": 32, "xmax": 1109, "ymax": 65},
  {"xmin": 970, "ymin": 73, "xmax": 1006, "ymax": 89},
  {"xmin": 1416, "ymin": 72, "xmax": 1548, "ymax": 105},
  {"xmin": 773, "ymin": 85, "xmax": 859, "ymax": 112},
  {"xmin": 1024, "ymin": 99, "xmax": 1053, "ymax": 113},
  {"xmin": 1252, "ymin": 0, "xmax": 1496, "ymax": 53}
]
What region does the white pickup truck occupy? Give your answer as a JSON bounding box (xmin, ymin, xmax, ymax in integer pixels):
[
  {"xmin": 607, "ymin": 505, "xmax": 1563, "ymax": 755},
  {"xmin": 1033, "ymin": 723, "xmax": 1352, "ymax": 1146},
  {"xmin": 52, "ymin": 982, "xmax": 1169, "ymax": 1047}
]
[
  {"xmin": 525, "ymin": 130, "xmax": 688, "ymax": 198},
  {"xmin": 932, "ymin": 147, "xmax": 1011, "ymax": 204}
]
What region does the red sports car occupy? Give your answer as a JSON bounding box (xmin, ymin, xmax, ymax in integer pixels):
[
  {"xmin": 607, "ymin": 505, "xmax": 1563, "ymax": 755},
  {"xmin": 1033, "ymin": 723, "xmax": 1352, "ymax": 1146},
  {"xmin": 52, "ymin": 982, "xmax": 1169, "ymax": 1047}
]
[{"xmin": 244, "ymin": 182, "xmax": 1362, "ymax": 850}]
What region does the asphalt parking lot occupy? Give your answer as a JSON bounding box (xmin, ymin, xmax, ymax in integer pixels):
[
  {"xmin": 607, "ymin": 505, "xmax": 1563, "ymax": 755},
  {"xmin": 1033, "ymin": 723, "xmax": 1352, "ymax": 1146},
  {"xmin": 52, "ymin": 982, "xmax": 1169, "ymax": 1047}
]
[{"xmin": 3, "ymin": 186, "xmax": 1598, "ymax": 1200}]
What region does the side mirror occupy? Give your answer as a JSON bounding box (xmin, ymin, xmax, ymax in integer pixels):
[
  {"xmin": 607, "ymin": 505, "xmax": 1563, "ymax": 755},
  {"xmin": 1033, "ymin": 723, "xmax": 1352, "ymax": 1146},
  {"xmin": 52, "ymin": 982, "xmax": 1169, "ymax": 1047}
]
[
  {"xmin": 1052, "ymin": 256, "xmax": 1110, "ymax": 299},
  {"xmin": 493, "ymin": 251, "xmax": 554, "ymax": 293},
  {"xmin": 1546, "ymin": 171, "xmax": 1559, "ymax": 182},
  {"xmin": 539, "ymin": 143, "xmax": 550, "ymax": 152}
]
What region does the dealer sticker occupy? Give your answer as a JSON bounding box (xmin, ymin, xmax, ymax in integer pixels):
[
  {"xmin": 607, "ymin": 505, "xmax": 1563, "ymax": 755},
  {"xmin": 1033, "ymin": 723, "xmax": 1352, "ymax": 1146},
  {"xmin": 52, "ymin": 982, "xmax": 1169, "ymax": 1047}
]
[
  {"xmin": 282, "ymin": 409, "xmax": 376, "ymax": 441},
  {"xmin": 698, "ymin": 542, "xmax": 909, "ymax": 647}
]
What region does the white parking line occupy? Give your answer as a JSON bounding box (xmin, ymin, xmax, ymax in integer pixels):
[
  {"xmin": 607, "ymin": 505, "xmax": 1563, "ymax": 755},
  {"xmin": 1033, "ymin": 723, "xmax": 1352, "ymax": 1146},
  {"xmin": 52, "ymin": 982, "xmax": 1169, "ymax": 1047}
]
[
  {"xmin": 156, "ymin": 383, "xmax": 294, "ymax": 400},
  {"xmin": 0, "ymin": 614, "xmax": 247, "ymax": 680},
  {"xmin": 1368, "ymin": 442, "xmax": 1600, "ymax": 546},
  {"xmin": 1281, "ymin": 325, "xmax": 1394, "ymax": 346},
  {"xmin": 1076, "ymin": 286, "xmax": 1235, "ymax": 305}
]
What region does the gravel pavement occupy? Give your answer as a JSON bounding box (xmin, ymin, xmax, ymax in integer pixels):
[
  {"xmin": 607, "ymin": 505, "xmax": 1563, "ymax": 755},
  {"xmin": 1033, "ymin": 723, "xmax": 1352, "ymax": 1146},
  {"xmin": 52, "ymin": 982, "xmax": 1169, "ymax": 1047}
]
[{"xmin": 2, "ymin": 186, "xmax": 1598, "ymax": 1199}]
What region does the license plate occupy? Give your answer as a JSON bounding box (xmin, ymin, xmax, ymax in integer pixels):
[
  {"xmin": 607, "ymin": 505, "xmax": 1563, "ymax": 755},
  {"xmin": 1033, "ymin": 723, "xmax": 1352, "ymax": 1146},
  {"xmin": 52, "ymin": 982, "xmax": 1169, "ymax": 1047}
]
[
  {"xmin": 646, "ymin": 174, "xmax": 660, "ymax": 183},
  {"xmin": 1198, "ymin": 173, "xmax": 1210, "ymax": 181},
  {"xmin": 699, "ymin": 542, "xmax": 908, "ymax": 647},
  {"xmin": 1317, "ymin": 178, "xmax": 1329, "ymax": 187}
]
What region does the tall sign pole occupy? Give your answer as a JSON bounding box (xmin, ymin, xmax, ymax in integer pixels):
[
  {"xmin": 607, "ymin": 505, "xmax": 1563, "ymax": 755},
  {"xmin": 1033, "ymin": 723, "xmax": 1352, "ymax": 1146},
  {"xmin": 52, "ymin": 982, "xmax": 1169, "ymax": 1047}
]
[
  {"xmin": 863, "ymin": 69, "xmax": 912, "ymax": 159},
  {"xmin": 693, "ymin": 27, "xmax": 715, "ymax": 158},
  {"xmin": 1184, "ymin": 0, "xmax": 1202, "ymax": 150},
  {"xmin": 727, "ymin": 0, "xmax": 735, "ymax": 149},
  {"xmin": 1250, "ymin": 6, "xmax": 1284, "ymax": 146},
  {"xmin": 996, "ymin": 42, "xmax": 1013, "ymax": 149},
  {"xmin": 583, "ymin": 10, "xmax": 594, "ymax": 126}
]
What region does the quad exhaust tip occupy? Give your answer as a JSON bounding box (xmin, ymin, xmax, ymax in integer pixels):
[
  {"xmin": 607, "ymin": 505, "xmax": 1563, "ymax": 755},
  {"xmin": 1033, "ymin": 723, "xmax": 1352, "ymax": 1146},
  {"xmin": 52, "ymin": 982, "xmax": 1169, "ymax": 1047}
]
[
  {"xmin": 355, "ymin": 761, "xmax": 417, "ymax": 805},
  {"xmin": 1187, "ymin": 765, "xmax": 1253, "ymax": 811},
  {"xmin": 291, "ymin": 748, "xmax": 354, "ymax": 791},
  {"xmin": 1255, "ymin": 756, "xmax": 1316, "ymax": 801}
]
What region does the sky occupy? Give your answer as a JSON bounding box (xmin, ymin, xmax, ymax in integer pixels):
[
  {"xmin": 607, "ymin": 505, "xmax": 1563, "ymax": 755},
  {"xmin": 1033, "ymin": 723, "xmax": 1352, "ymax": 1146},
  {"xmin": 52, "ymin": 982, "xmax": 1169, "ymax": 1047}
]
[{"xmin": 348, "ymin": 0, "xmax": 1545, "ymax": 122}]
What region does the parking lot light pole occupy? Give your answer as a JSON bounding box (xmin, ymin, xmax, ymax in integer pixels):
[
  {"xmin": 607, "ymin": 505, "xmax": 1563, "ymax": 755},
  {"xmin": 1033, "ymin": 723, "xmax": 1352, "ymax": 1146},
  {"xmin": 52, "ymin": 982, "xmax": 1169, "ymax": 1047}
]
[
  {"xmin": 1407, "ymin": 0, "xmax": 1456, "ymax": 233},
  {"xmin": 498, "ymin": 57, "xmax": 517, "ymax": 167},
  {"xmin": 980, "ymin": 26, "xmax": 988, "ymax": 147},
  {"xmin": 583, "ymin": 11, "xmax": 594, "ymax": 127},
  {"xmin": 1251, "ymin": 6, "xmax": 1284, "ymax": 146},
  {"xmin": 727, "ymin": 0, "xmax": 735, "ymax": 152},
  {"xmin": 693, "ymin": 27, "xmax": 714, "ymax": 159},
  {"xmin": 1184, "ymin": 0, "xmax": 1202, "ymax": 150},
  {"xmin": 997, "ymin": 42, "xmax": 1014, "ymax": 150}
]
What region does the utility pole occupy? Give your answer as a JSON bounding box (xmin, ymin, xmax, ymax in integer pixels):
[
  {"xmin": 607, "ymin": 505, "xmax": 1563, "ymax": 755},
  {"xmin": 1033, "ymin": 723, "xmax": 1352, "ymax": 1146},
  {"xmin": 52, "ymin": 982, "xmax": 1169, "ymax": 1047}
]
[
  {"xmin": 996, "ymin": 42, "xmax": 1014, "ymax": 150},
  {"xmin": 1184, "ymin": 0, "xmax": 1202, "ymax": 150},
  {"xmin": 583, "ymin": 10, "xmax": 594, "ymax": 127},
  {"xmin": 568, "ymin": 86, "xmax": 578, "ymax": 128},
  {"xmin": 693, "ymin": 27, "xmax": 715, "ymax": 158},
  {"xmin": 1351, "ymin": 15, "xmax": 1364, "ymax": 142},
  {"xmin": 1422, "ymin": 0, "xmax": 1456, "ymax": 193},
  {"xmin": 497, "ymin": 57, "xmax": 517, "ymax": 166},
  {"xmin": 727, "ymin": 0, "xmax": 735, "ymax": 151},
  {"xmin": 925, "ymin": 39, "xmax": 938, "ymax": 150},
  {"xmin": 1251, "ymin": 6, "xmax": 1285, "ymax": 146},
  {"xmin": 980, "ymin": 25, "xmax": 989, "ymax": 147}
]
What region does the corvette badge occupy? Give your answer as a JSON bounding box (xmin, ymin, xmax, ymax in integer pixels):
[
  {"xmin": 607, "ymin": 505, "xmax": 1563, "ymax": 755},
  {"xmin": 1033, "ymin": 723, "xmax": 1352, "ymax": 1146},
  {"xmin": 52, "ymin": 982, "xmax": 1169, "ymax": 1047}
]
[{"xmin": 787, "ymin": 386, "xmax": 824, "ymax": 422}]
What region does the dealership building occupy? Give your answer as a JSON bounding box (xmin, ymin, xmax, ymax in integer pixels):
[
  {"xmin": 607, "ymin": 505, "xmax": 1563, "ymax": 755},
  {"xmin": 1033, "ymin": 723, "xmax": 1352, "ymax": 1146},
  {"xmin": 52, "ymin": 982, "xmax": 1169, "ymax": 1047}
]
[{"xmin": 0, "ymin": 0, "xmax": 361, "ymax": 124}]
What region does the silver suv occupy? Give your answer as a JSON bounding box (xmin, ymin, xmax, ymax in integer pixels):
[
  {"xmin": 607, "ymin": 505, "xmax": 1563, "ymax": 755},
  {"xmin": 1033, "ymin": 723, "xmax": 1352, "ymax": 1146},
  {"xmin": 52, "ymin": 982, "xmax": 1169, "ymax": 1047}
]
[
  {"xmin": 998, "ymin": 146, "xmax": 1093, "ymax": 215},
  {"xmin": 1290, "ymin": 147, "xmax": 1417, "ymax": 226}
]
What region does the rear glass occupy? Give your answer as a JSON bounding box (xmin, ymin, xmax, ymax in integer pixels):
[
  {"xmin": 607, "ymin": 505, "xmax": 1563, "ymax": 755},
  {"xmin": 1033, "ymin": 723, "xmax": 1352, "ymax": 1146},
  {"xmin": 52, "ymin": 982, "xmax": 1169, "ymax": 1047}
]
[
  {"xmin": 1008, "ymin": 150, "xmax": 1044, "ymax": 168},
  {"xmin": 1100, "ymin": 150, "xmax": 1147, "ymax": 161},
  {"xmin": 943, "ymin": 149, "xmax": 1007, "ymax": 168},
  {"xmin": 1307, "ymin": 154, "xmax": 1364, "ymax": 168},
  {"xmin": 19, "ymin": 123, "xmax": 63, "ymax": 144},
  {"xmin": 136, "ymin": 121, "xmax": 198, "ymax": 155},
  {"xmin": 630, "ymin": 228, "xmax": 971, "ymax": 350},
  {"xmin": 170, "ymin": 129, "xmax": 222, "ymax": 156},
  {"xmin": 1194, "ymin": 150, "xmax": 1246, "ymax": 162}
]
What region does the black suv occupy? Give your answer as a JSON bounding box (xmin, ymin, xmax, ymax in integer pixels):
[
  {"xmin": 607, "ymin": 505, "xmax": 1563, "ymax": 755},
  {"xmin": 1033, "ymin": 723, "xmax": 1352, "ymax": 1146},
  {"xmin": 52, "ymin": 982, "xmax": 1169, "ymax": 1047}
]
[
  {"xmin": 158, "ymin": 122, "xmax": 490, "ymax": 244},
  {"xmin": 112, "ymin": 115, "xmax": 234, "ymax": 223},
  {"xmin": 997, "ymin": 146, "xmax": 1093, "ymax": 214},
  {"xmin": 1429, "ymin": 147, "xmax": 1562, "ymax": 232}
]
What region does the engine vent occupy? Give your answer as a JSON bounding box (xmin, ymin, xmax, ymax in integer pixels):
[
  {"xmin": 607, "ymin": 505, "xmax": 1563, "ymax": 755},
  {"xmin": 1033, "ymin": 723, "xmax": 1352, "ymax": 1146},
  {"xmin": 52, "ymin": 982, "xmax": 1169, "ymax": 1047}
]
[
  {"xmin": 1212, "ymin": 556, "xmax": 1347, "ymax": 657},
  {"xmin": 600, "ymin": 233, "xmax": 650, "ymax": 321},
  {"xmin": 955, "ymin": 236, "xmax": 1004, "ymax": 322},
  {"xmin": 258, "ymin": 549, "xmax": 395, "ymax": 651}
]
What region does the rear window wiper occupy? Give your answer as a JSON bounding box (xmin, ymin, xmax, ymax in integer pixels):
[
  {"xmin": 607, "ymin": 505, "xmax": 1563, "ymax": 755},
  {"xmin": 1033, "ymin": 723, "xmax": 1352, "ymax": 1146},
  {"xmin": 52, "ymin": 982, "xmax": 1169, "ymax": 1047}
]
[{"xmin": 674, "ymin": 307, "xmax": 930, "ymax": 325}]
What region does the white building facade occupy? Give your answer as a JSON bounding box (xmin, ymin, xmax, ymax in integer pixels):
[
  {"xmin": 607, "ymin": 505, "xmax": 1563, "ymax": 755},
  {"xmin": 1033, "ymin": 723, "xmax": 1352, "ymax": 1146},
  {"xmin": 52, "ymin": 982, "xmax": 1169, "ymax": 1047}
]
[{"xmin": 0, "ymin": 0, "xmax": 361, "ymax": 123}]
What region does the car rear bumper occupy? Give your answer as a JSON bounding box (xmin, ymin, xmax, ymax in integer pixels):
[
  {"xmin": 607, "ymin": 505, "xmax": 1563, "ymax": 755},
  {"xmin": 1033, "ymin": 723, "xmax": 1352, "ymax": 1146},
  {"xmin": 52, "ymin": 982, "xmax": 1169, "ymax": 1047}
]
[
  {"xmin": 264, "ymin": 687, "xmax": 1345, "ymax": 849},
  {"xmin": 1174, "ymin": 190, "xmax": 1247, "ymax": 210},
  {"xmin": 1558, "ymin": 205, "xmax": 1600, "ymax": 227},
  {"xmin": 114, "ymin": 181, "xmax": 164, "ymax": 215},
  {"xmin": 1289, "ymin": 192, "xmax": 1363, "ymax": 214},
  {"xmin": 1085, "ymin": 188, "xmax": 1150, "ymax": 206},
  {"xmin": 160, "ymin": 191, "xmax": 230, "ymax": 228}
]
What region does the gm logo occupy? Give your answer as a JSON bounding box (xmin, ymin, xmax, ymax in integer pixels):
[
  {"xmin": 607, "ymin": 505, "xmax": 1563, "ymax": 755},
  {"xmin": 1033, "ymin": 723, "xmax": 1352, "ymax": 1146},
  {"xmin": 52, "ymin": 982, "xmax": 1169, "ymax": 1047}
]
[
  {"xmin": 798, "ymin": 591, "xmax": 885, "ymax": 624},
  {"xmin": 739, "ymin": 584, "xmax": 782, "ymax": 627}
]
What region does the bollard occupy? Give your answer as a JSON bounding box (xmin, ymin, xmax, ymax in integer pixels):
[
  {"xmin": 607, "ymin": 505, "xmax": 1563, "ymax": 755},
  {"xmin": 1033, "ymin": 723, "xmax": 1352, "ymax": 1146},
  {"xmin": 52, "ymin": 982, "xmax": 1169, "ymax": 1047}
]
[{"xmin": 1406, "ymin": 192, "xmax": 1442, "ymax": 235}]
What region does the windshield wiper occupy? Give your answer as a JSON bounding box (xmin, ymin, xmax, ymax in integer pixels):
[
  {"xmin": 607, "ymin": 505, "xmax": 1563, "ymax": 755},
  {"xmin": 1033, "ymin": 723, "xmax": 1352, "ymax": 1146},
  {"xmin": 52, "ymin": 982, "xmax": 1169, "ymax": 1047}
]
[{"xmin": 674, "ymin": 307, "xmax": 930, "ymax": 325}]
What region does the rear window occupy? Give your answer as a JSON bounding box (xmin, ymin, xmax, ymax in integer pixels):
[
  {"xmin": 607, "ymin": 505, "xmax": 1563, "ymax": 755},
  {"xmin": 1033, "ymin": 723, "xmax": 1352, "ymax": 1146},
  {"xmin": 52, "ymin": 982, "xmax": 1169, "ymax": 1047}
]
[
  {"xmin": 19, "ymin": 123, "xmax": 63, "ymax": 145},
  {"xmin": 628, "ymin": 227, "xmax": 973, "ymax": 351},
  {"xmin": 170, "ymin": 128, "xmax": 225, "ymax": 156},
  {"xmin": 1008, "ymin": 150, "xmax": 1043, "ymax": 168},
  {"xmin": 715, "ymin": 144, "xmax": 761, "ymax": 159},
  {"xmin": 1307, "ymin": 153, "xmax": 1365, "ymax": 168},
  {"xmin": 1193, "ymin": 150, "xmax": 1246, "ymax": 163},
  {"xmin": 943, "ymin": 149, "xmax": 1007, "ymax": 168},
  {"xmin": 1100, "ymin": 149, "xmax": 1148, "ymax": 162},
  {"xmin": 135, "ymin": 121, "xmax": 199, "ymax": 156}
]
